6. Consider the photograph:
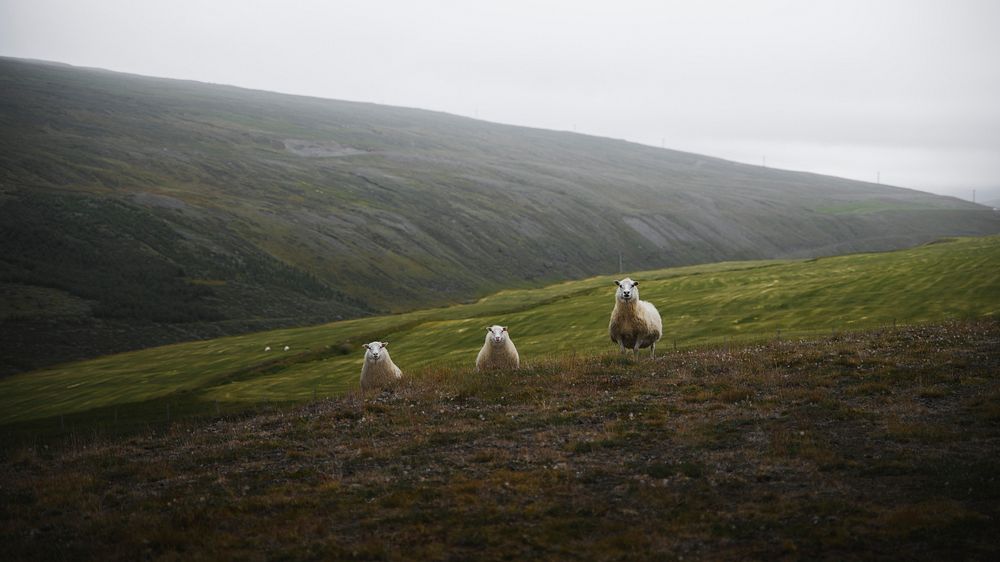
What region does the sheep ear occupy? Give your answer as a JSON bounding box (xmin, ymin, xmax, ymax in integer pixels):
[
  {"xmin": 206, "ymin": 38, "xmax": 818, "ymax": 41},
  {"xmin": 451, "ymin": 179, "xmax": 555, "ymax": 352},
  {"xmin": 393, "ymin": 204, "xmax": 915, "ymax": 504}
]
[
  {"xmin": 361, "ymin": 344, "xmax": 369, "ymax": 350},
  {"xmin": 633, "ymin": 281, "xmax": 640, "ymax": 286},
  {"xmin": 614, "ymin": 280, "xmax": 621, "ymax": 286},
  {"xmin": 502, "ymin": 326, "xmax": 508, "ymax": 332},
  {"xmin": 381, "ymin": 342, "xmax": 388, "ymax": 348}
]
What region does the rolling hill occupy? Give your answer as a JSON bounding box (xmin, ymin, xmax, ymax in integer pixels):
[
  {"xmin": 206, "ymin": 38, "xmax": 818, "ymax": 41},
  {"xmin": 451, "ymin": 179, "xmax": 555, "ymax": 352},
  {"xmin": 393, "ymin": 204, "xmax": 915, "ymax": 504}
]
[
  {"xmin": 1, "ymin": 235, "xmax": 997, "ymax": 438},
  {"xmin": 2, "ymin": 57, "xmax": 998, "ymax": 374}
]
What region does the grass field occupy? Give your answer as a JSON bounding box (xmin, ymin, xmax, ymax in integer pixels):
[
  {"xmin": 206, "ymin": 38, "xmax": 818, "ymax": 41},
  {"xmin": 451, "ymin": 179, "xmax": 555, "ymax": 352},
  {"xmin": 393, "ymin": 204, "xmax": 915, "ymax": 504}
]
[
  {"xmin": 1, "ymin": 235, "xmax": 998, "ymax": 436},
  {"xmin": 2, "ymin": 321, "xmax": 998, "ymax": 560}
]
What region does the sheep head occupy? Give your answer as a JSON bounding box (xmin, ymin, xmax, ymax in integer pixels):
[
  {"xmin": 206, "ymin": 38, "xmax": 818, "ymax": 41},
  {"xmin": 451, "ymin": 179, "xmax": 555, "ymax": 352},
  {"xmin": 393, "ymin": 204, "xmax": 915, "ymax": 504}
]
[
  {"xmin": 362, "ymin": 341, "xmax": 388, "ymax": 361},
  {"xmin": 615, "ymin": 278, "xmax": 640, "ymax": 303},
  {"xmin": 485, "ymin": 325, "xmax": 508, "ymax": 345}
]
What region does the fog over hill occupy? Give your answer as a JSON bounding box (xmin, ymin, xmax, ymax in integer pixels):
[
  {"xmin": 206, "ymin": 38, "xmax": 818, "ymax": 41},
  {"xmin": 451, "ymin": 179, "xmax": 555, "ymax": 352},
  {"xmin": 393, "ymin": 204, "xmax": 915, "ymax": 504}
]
[{"xmin": 1, "ymin": 57, "xmax": 997, "ymax": 374}]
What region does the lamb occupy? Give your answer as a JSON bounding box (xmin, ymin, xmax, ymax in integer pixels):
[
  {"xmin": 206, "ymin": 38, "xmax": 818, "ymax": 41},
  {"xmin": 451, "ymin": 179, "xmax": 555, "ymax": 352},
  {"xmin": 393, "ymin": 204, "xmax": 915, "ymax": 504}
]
[
  {"xmin": 475, "ymin": 325, "xmax": 520, "ymax": 371},
  {"xmin": 608, "ymin": 277, "xmax": 663, "ymax": 359},
  {"xmin": 359, "ymin": 341, "xmax": 403, "ymax": 391}
]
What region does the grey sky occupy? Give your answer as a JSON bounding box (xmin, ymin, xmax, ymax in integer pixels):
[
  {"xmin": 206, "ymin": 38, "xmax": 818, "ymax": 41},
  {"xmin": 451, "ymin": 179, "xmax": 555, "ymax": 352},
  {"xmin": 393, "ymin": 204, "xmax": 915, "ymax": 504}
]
[{"xmin": 2, "ymin": 0, "xmax": 999, "ymax": 201}]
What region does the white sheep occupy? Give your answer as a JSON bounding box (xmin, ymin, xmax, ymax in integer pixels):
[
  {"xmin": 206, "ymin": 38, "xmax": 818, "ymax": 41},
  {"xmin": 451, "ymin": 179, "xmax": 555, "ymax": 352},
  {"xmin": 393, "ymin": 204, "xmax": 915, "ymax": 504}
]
[
  {"xmin": 360, "ymin": 341, "xmax": 403, "ymax": 391},
  {"xmin": 476, "ymin": 325, "xmax": 520, "ymax": 371},
  {"xmin": 283, "ymin": 345, "xmax": 290, "ymax": 352},
  {"xmin": 608, "ymin": 277, "xmax": 662, "ymax": 359},
  {"xmin": 264, "ymin": 346, "xmax": 271, "ymax": 352}
]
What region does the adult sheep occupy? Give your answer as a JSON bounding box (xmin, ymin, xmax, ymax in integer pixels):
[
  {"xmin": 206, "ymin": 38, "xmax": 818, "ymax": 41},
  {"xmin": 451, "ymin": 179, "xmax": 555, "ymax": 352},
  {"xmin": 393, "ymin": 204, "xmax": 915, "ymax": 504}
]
[
  {"xmin": 360, "ymin": 341, "xmax": 403, "ymax": 391},
  {"xmin": 476, "ymin": 325, "xmax": 520, "ymax": 371},
  {"xmin": 608, "ymin": 277, "xmax": 662, "ymax": 359}
]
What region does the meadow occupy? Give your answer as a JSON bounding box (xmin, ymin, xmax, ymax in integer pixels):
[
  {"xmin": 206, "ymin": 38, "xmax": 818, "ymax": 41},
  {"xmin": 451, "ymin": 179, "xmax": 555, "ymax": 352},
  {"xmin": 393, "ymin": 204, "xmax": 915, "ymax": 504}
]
[{"xmin": 1, "ymin": 235, "xmax": 997, "ymax": 439}]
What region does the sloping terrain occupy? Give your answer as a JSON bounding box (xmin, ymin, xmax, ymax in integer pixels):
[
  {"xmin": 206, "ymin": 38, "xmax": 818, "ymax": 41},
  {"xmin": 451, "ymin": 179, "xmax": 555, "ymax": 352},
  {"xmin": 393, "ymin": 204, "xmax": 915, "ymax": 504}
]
[
  {"xmin": 0, "ymin": 235, "xmax": 996, "ymax": 436},
  {"xmin": 2, "ymin": 57, "xmax": 998, "ymax": 374},
  {"xmin": 1, "ymin": 321, "xmax": 998, "ymax": 560}
]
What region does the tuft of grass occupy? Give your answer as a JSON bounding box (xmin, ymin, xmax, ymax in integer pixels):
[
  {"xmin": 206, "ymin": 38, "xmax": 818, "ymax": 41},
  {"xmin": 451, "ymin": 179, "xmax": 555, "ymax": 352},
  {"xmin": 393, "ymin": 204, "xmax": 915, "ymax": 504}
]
[
  {"xmin": 917, "ymin": 386, "xmax": 948, "ymax": 399},
  {"xmin": 879, "ymin": 499, "xmax": 990, "ymax": 540}
]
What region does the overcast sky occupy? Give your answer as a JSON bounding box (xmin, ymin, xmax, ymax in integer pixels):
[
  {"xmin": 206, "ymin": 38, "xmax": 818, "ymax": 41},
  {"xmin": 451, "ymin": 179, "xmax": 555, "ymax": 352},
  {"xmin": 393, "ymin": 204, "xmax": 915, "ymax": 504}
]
[{"xmin": 2, "ymin": 0, "xmax": 999, "ymax": 201}]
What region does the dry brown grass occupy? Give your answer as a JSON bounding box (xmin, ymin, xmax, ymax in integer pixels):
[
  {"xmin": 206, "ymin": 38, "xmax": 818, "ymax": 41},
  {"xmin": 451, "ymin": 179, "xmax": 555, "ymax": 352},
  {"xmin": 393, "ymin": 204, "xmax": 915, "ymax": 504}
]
[{"xmin": 1, "ymin": 320, "xmax": 999, "ymax": 560}]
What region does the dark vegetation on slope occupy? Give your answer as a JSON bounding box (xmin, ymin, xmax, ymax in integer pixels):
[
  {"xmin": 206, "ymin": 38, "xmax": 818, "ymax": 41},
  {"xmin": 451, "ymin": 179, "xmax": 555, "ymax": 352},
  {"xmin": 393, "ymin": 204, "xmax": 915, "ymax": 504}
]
[
  {"xmin": 2, "ymin": 57, "xmax": 998, "ymax": 374},
  {"xmin": 1, "ymin": 321, "xmax": 997, "ymax": 560},
  {"xmin": 0, "ymin": 190, "xmax": 369, "ymax": 372}
]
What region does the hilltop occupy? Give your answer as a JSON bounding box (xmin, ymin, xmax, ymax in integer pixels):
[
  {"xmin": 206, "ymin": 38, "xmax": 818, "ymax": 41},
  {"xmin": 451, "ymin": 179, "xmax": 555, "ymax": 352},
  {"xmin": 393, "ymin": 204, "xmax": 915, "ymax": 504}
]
[
  {"xmin": 2, "ymin": 321, "xmax": 998, "ymax": 560},
  {"xmin": 2, "ymin": 57, "xmax": 999, "ymax": 374}
]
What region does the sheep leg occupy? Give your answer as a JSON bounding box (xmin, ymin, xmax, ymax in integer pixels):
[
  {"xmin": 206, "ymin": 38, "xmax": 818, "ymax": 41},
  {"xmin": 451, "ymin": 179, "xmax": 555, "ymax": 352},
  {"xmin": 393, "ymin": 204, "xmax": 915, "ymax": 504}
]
[{"xmin": 650, "ymin": 341, "xmax": 656, "ymax": 359}]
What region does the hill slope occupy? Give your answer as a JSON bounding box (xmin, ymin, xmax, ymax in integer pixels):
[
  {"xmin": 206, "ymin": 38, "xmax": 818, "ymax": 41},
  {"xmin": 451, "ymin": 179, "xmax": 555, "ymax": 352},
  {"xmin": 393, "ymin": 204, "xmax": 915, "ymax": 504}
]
[
  {"xmin": 2, "ymin": 321, "xmax": 998, "ymax": 560},
  {"xmin": 1, "ymin": 235, "xmax": 997, "ymax": 433},
  {"xmin": 2, "ymin": 57, "xmax": 998, "ymax": 374}
]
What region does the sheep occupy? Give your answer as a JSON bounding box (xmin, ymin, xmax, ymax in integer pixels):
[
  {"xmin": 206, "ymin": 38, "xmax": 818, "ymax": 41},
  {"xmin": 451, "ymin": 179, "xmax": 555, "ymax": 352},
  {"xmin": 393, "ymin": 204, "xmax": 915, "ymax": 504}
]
[
  {"xmin": 359, "ymin": 341, "xmax": 403, "ymax": 391},
  {"xmin": 283, "ymin": 345, "xmax": 290, "ymax": 351},
  {"xmin": 608, "ymin": 277, "xmax": 662, "ymax": 359},
  {"xmin": 264, "ymin": 346, "xmax": 271, "ymax": 352},
  {"xmin": 476, "ymin": 325, "xmax": 520, "ymax": 371}
]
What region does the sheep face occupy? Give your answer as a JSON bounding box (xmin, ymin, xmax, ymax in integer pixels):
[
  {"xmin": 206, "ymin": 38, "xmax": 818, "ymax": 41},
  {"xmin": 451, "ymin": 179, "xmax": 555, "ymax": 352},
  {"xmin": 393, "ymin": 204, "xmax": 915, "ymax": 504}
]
[
  {"xmin": 485, "ymin": 325, "xmax": 508, "ymax": 345},
  {"xmin": 615, "ymin": 278, "xmax": 640, "ymax": 303},
  {"xmin": 362, "ymin": 341, "xmax": 388, "ymax": 362}
]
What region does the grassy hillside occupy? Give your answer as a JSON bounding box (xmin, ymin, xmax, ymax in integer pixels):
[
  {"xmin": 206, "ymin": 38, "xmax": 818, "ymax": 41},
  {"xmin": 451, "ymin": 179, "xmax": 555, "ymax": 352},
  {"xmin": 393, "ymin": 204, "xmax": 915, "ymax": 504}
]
[
  {"xmin": 1, "ymin": 235, "xmax": 997, "ymax": 437},
  {"xmin": 2, "ymin": 321, "xmax": 998, "ymax": 560},
  {"xmin": 2, "ymin": 57, "xmax": 999, "ymax": 374}
]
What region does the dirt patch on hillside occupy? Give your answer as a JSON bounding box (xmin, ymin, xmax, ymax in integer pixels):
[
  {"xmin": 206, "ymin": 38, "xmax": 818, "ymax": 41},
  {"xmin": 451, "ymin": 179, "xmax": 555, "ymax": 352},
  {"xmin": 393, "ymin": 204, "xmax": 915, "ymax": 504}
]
[{"xmin": 283, "ymin": 139, "xmax": 367, "ymax": 158}]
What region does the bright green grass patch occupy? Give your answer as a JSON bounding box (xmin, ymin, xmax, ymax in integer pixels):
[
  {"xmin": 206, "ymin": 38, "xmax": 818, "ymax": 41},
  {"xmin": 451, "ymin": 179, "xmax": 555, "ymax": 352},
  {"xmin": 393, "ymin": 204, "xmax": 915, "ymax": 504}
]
[{"xmin": 1, "ymin": 235, "xmax": 998, "ymax": 427}]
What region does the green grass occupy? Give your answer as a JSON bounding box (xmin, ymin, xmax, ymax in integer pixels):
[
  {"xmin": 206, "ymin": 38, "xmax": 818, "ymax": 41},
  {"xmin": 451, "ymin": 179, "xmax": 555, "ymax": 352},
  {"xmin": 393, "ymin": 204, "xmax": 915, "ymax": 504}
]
[{"xmin": 1, "ymin": 235, "xmax": 998, "ymax": 435}]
